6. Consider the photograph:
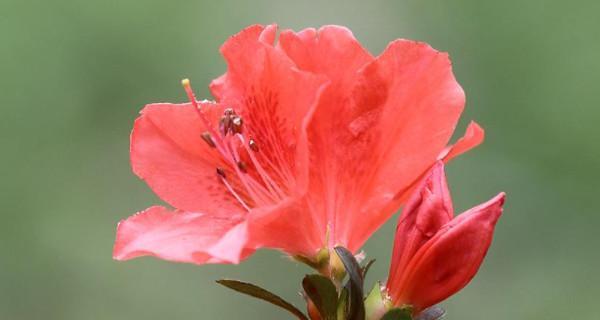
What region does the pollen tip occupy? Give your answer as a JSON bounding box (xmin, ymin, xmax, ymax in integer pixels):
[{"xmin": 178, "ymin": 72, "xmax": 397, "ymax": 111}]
[
  {"xmin": 249, "ymin": 139, "xmax": 259, "ymax": 152},
  {"xmin": 216, "ymin": 167, "xmax": 226, "ymax": 178},
  {"xmin": 237, "ymin": 161, "xmax": 248, "ymax": 173},
  {"xmin": 201, "ymin": 131, "xmax": 216, "ymax": 148},
  {"xmin": 181, "ymin": 78, "xmax": 190, "ymax": 88}
]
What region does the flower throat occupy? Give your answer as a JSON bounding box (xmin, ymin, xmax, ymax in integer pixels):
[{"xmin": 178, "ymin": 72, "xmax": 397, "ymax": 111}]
[{"xmin": 181, "ymin": 79, "xmax": 287, "ymax": 211}]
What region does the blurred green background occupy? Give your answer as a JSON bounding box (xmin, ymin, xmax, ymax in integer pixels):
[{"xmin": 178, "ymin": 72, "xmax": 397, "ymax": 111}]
[{"xmin": 2, "ymin": 0, "xmax": 599, "ymax": 319}]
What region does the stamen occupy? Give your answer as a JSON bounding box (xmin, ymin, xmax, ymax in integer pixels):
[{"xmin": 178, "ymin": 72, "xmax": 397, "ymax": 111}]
[
  {"xmin": 237, "ymin": 134, "xmax": 286, "ymax": 200},
  {"xmin": 181, "ymin": 78, "xmax": 191, "ymax": 89},
  {"xmin": 231, "ymin": 116, "xmax": 243, "ymax": 134},
  {"xmin": 216, "ymin": 167, "xmax": 226, "ymax": 178},
  {"xmin": 223, "ymin": 108, "xmax": 234, "ymax": 116},
  {"xmin": 255, "ymin": 149, "xmax": 296, "ymax": 188},
  {"xmin": 237, "ymin": 161, "xmax": 248, "ymax": 173},
  {"xmin": 181, "ymin": 78, "xmax": 228, "ymax": 156},
  {"xmin": 249, "ymin": 139, "xmax": 259, "ymax": 152},
  {"xmin": 228, "ymin": 138, "xmax": 276, "ymax": 205},
  {"xmin": 219, "ymin": 115, "xmax": 232, "ymax": 136},
  {"xmin": 201, "ymin": 132, "xmax": 216, "ymax": 148},
  {"xmin": 181, "ymin": 80, "xmax": 286, "ymax": 210},
  {"xmin": 219, "ymin": 108, "xmax": 243, "ymax": 137},
  {"xmin": 223, "ymin": 136, "xmax": 276, "ymax": 206},
  {"xmin": 217, "ymin": 171, "xmax": 251, "ymax": 212},
  {"xmin": 181, "ymin": 79, "xmax": 199, "ymax": 110}
]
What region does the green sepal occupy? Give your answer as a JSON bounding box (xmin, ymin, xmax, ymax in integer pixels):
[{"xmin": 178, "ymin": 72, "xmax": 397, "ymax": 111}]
[
  {"xmin": 364, "ymin": 282, "xmax": 390, "ymax": 320},
  {"xmin": 337, "ymin": 287, "xmax": 349, "ymax": 320},
  {"xmin": 334, "ymin": 246, "xmax": 365, "ymax": 320},
  {"xmin": 293, "ymin": 248, "xmax": 330, "ymax": 272},
  {"xmin": 216, "ymin": 279, "xmax": 308, "ymax": 320},
  {"xmin": 302, "ymin": 274, "xmax": 338, "ymax": 320}
]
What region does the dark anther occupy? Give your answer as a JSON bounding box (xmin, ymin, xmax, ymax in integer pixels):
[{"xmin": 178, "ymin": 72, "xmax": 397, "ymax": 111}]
[
  {"xmin": 223, "ymin": 108, "xmax": 235, "ymax": 116},
  {"xmin": 231, "ymin": 116, "xmax": 243, "ymax": 134},
  {"xmin": 201, "ymin": 132, "xmax": 216, "ymax": 148},
  {"xmin": 216, "ymin": 167, "xmax": 226, "ymax": 178},
  {"xmin": 249, "ymin": 139, "xmax": 259, "ymax": 152},
  {"xmin": 220, "ymin": 108, "xmax": 240, "ymax": 136},
  {"xmin": 237, "ymin": 161, "xmax": 248, "ymax": 173},
  {"xmin": 219, "ymin": 116, "xmax": 232, "ymax": 136}
]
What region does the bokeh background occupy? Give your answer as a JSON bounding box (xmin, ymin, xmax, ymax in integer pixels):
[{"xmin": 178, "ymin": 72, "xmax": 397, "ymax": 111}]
[{"xmin": 2, "ymin": 0, "xmax": 599, "ymax": 319}]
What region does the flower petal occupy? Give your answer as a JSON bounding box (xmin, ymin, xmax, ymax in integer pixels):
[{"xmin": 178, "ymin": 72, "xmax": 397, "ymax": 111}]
[
  {"xmin": 210, "ymin": 24, "xmax": 276, "ymax": 101},
  {"xmin": 316, "ymin": 40, "xmax": 466, "ymax": 251},
  {"xmin": 386, "ymin": 162, "xmax": 453, "ymax": 295},
  {"xmin": 438, "ymin": 121, "xmax": 485, "ymax": 162},
  {"xmin": 394, "ymin": 193, "xmax": 505, "ymax": 311},
  {"xmin": 130, "ymin": 102, "xmax": 245, "ymax": 214},
  {"xmin": 278, "ymin": 26, "xmax": 375, "ymax": 242},
  {"xmin": 113, "ymin": 206, "xmax": 253, "ymax": 265},
  {"xmin": 247, "ymin": 198, "xmax": 325, "ymax": 257},
  {"xmin": 278, "ymin": 25, "xmax": 373, "ymax": 89},
  {"xmin": 211, "ymin": 24, "xmax": 329, "ymax": 196},
  {"xmin": 208, "ymin": 25, "xmax": 330, "ymax": 255}
]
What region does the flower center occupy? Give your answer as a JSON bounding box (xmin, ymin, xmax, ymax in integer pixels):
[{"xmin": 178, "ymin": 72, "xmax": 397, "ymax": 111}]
[{"xmin": 181, "ymin": 79, "xmax": 287, "ymax": 211}]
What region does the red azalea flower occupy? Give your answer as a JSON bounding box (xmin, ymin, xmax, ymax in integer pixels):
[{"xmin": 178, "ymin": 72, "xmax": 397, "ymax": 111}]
[
  {"xmin": 386, "ymin": 162, "xmax": 505, "ymax": 313},
  {"xmin": 113, "ymin": 24, "xmax": 485, "ymax": 266}
]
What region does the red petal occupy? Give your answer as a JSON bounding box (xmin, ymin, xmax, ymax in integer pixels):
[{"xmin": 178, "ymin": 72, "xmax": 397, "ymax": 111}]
[
  {"xmin": 322, "ymin": 40, "xmax": 466, "ymax": 251},
  {"xmin": 278, "ymin": 25, "xmax": 373, "ymax": 89},
  {"xmin": 277, "ymin": 26, "xmax": 375, "ymax": 242},
  {"xmin": 438, "ymin": 121, "xmax": 485, "ymax": 162},
  {"xmin": 210, "ymin": 24, "xmax": 276, "ymax": 101},
  {"xmin": 247, "ymin": 198, "xmax": 325, "ymax": 257},
  {"xmin": 113, "ymin": 206, "xmax": 253, "ymax": 264},
  {"xmin": 386, "ymin": 162, "xmax": 453, "ymax": 295},
  {"xmin": 394, "ymin": 193, "xmax": 505, "ymax": 311},
  {"xmin": 207, "ymin": 25, "xmax": 331, "ymax": 255},
  {"xmin": 209, "ymin": 73, "xmax": 227, "ymax": 101},
  {"xmin": 212, "ymin": 24, "xmax": 329, "ymax": 196},
  {"xmin": 130, "ymin": 102, "xmax": 245, "ymax": 214}
]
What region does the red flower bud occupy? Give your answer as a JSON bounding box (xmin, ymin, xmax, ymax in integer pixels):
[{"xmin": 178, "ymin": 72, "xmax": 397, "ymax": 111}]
[{"xmin": 386, "ymin": 162, "xmax": 505, "ymax": 312}]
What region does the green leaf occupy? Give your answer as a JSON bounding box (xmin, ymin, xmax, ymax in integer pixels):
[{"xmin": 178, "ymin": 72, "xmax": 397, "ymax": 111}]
[
  {"xmin": 302, "ymin": 274, "xmax": 338, "ymax": 320},
  {"xmin": 216, "ymin": 279, "xmax": 308, "ymax": 320},
  {"xmin": 361, "ymin": 259, "xmax": 376, "ymax": 278},
  {"xmin": 380, "ymin": 308, "xmax": 413, "ymax": 320},
  {"xmin": 415, "ymin": 306, "xmax": 445, "ymax": 320},
  {"xmin": 334, "ymin": 246, "xmax": 365, "ymax": 320}
]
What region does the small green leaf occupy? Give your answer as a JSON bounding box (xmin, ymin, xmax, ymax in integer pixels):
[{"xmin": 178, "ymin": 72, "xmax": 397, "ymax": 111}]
[
  {"xmin": 415, "ymin": 306, "xmax": 445, "ymax": 320},
  {"xmin": 361, "ymin": 259, "xmax": 376, "ymax": 278},
  {"xmin": 216, "ymin": 279, "xmax": 308, "ymax": 320},
  {"xmin": 302, "ymin": 274, "xmax": 338, "ymax": 320},
  {"xmin": 334, "ymin": 246, "xmax": 365, "ymax": 320},
  {"xmin": 364, "ymin": 282, "xmax": 387, "ymax": 320},
  {"xmin": 380, "ymin": 308, "xmax": 412, "ymax": 320}
]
